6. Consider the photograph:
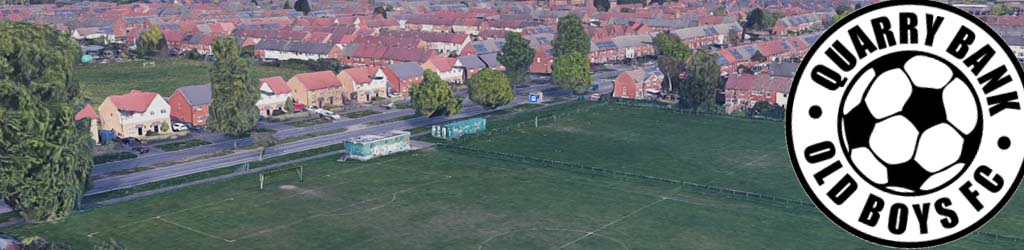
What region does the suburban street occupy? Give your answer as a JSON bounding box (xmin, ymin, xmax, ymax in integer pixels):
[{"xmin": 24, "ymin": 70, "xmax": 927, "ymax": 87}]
[
  {"xmin": 89, "ymin": 83, "xmax": 562, "ymax": 177},
  {"xmin": 85, "ymin": 88, "xmax": 585, "ymax": 195}
]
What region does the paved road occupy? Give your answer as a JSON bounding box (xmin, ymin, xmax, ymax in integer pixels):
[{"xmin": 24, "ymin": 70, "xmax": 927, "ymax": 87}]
[
  {"xmin": 86, "ymin": 67, "xmax": 629, "ymax": 195},
  {"xmin": 85, "ymin": 89, "xmax": 584, "ymax": 196},
  {"xmin": 90, "ymin": 84, "xmax": 559, "ymax": 177}
]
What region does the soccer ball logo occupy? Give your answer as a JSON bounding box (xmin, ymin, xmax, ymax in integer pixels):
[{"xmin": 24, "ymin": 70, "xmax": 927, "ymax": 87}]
[{"xmin": 839, "ymin": 51, "xmax": 983, "ymax": 195}]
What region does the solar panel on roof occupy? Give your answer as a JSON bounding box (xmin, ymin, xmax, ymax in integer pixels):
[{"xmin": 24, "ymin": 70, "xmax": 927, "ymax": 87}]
[
  {"xmin": 495, "ymin": 41, "xmax": 506, "ymax": 48},
  {"xmin": 781, "ymin": 41, "xmax": 789, "ymax": 50},
  {"xmin": 597, "ymin": 41, "xmax": 617, "ymax": 50},
  {"xmin": 472, "ymin": 44, "xmax": 489, "ymax": 53},
  {"xmin": 730, "ymin": 49, "xmax": 741, "ymax": 58},
  {"xmin": 745, "ymin": 47, "xmax": 756, "ymax": 54},
  {"xmin": 718, "ymin": 56, "xmax": 728, "ymax": 65}
]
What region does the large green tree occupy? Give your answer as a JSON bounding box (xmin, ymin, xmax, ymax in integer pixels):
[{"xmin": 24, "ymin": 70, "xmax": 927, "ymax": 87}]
[
  {"xmin": 0, "ymin": 22, "xmax": 93, "ymax": 222},
  {"xmin": 594, "ymin": 0, "xmax": 610, "ymax": 11},
  {"xmin": 410, "ymin": 70, "xmax": 462, "ymax": 117},
  {"xmin": 552, "ymin": 14, "xmax": 591, "ymax": 57},
  {"xmin": 993, "ymin": 4, "xmax": 1013, "ymax": 16},
  {"xmin": 551, "ymin": 52, "xmax": 591, "ymax": 92},
  {"xmin": 207, "ymin": 36, "xmax": 259, "ymax": 136},
  {"xmin": 137, "ymin": 24, "xmax": 164, "ymax": 57},
  {"xmin": 468, "ymin": 69, "xmax": 514, "ymax": 109},
  {"xmin": 677, "ymin": 49, "xmax": 724, "ymax": 111},
  {"xmin": 744, "ymin": 8, "xmax": 764, "ymax": 30},
  {"xmin": 293, "ymin": 0, "xmax": 311, "ymax": 15},
  {"xmin": 497, "ymin": 32, "xmax": 534, "ymax": 86},
  {"xmin": 552, "ymin": 14, "xmax": 592, "ymax": 92},
  {"xmin": 653, "ymin": 32, "xmax": 690, "ymax": 92}
]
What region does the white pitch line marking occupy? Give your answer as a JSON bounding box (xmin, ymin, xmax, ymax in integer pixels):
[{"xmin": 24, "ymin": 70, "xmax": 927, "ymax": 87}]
[{"xmin": 555, "ymin": 198, "xmax": 665, "ymax": 250}]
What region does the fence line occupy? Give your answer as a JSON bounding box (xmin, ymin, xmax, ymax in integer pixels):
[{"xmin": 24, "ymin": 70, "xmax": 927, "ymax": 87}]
[
  {"xmin": 440, "ymin": 144, "xmax": 814, "ymax": 208},
  {"xmin": 608, "ymin": 98, "xmax": 785, "ymax": 122}
]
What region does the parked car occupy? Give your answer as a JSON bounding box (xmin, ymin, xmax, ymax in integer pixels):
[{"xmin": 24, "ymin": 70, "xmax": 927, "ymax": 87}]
[
  {"xmin": 131, "ymin": 147, "xmax": 150, "ymax": 154},
  {"xmin": 120, "ymin": 137, "xmax": 141, "ymax": 145},
  {"xmin": 311, "ymin": 109, "xmax": 341, "ymax": 120},
  {"xmin": 172, "ymin": 122, "xmax": 188, "ymax": 132}
]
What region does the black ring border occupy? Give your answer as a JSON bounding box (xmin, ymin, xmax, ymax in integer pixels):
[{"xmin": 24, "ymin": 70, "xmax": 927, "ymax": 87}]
[{"xmin": 784, "ymin": 0, "xmax": 1024, "ymax": 248}]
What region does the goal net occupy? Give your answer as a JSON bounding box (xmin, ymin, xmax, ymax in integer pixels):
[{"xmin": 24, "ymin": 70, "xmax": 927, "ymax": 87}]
[{"xmin": 259, "ymin": 166, "xmax": 304, "ymax": 190}]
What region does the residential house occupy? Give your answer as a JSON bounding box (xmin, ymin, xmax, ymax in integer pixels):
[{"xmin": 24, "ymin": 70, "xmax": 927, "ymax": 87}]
[
  {"xmin": 724, "ymin": 74, "xmax": 793, "ymax": 113},
  {"xmin": 75, "ymin": 104, "xmax": 100, "ymax": 145},
  {"xmin": 287, "ymin": 71, "xmax": 345, "ymax": 108},
  {"xmin": 337, "ymin": 66, "xmax": 389, "ymax": 103},
  {"xmin": 98, "ymin": 90, "xmax": 172, "ymax": 138},
  {"xmin": 257, "ymin": 76, "xmax": 293, "ymax": 117},
  {"xmin": 422, "ymin": 57, "xmax": 462, "ymax": 84},
  {"xmin": 613, "ymin": 67, "xmax": 664, "ymax": 100},
  {"xmin": 383, "ymin": 62, "xmax": 425, "ymax": 96},
  {"xmin": 669, "ymin": 22, "xmax": 743, "ymax": 48},
  {"xmin": 455, "ymin": 55, "xmax": 488, "ymax": 82},
  {"xmin": 256, "ymin": 39, "xmax": 339, "ymax": 61},
  {"xmin": 168, "ymin": 84, "xmax": 212, "ymax": 127},
  {"xmin": 773, "ymin": 13, "xmax": 823, "ymax": 35}
]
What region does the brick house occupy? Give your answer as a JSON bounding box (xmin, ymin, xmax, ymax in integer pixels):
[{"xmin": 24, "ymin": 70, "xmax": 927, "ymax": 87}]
[
  {"xmin": 287, "ymin": 71, "xmax": 345, "ymax": 108},
  {"xmin": 337, "ymin": 66, "xmax": 389, "ymax": 103},
  {"xmin": 257, "ymin": 76, "xmax": 293, "ymax": 117},
  {"xmin": 723, "ymin": 74, "xmax": 793, "ymax": 113},
  {"xmin": 98, "ymin": 90, "xmax": 172, "ymax": 138},
  {"xmin": 613, "ymin": 67, "xmax": 664, "ymax": 100},
  {"xmin": 168, "ymin": 84, "xmax": 212, "ymax": 127},
  {"xmin": 383, "ymin": 62, "xmax": 425, "ymax": 96},
  {"xmin": 772, "ymin": 13, "xmax": 823, "ymax": 35}
]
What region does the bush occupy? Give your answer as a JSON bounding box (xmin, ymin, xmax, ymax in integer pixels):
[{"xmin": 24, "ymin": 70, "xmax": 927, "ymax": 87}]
[{"xmin": 272, "ymin": 109, "xmax": 287, "ymax": 116}]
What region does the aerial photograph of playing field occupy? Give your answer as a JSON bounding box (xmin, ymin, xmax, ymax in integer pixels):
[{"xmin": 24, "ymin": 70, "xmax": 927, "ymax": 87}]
[{"xmin": 4, "ymin": 0, "xmax": 1024, "ymax": 249}]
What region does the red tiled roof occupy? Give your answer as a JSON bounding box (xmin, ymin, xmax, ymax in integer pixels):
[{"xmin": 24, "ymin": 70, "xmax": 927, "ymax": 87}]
[
  {"xmin": 109, "ymin": 90, "xmax": 158, "ymax": 113},
  {"xmin": 293, "ymin": 71, "xmax": 342, "ymax": 90},
  {"xmin": 75, "ymin": 104, "xmax": 98, "ymax": 121},
  {"xmin": 260, "ymin": 76, "xmax": 291, "ymax": 94},
  {"xmin": 342, "ymin": 66, "xmax": 376, "ymax": 84},
  {"xmin": 428, "ymin": 57, "xmax": 454, "ymax": 72}
]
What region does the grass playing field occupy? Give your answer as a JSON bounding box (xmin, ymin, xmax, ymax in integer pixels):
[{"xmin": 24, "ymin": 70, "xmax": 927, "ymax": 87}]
[
  {"xmin": 5, "ymin": 102, "xmax": 1024, "ymax": 249},
  {"xmin": 75, "ymin": 58, "xmax": 306, "ymax": 105}
]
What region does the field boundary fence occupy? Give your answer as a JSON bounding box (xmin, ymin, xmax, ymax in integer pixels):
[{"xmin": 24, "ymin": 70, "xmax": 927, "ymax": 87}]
[
  {"xmin": 440, "ymin": 144, "xmax": 814, "ymax": 209},
  {"xmin": 970, "ymin": 231, "xmax": 1024, "ymax": 244},
  {"xmin": 442, "ymin": 101, "xmax": 609, "ymax": 144},
  {"xmin": 607, "ymin": 98, "xmax": 785, "ymax": 122}
]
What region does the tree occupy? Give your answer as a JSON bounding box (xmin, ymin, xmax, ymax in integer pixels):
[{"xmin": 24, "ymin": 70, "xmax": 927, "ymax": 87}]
[
  {"xmin": 160, "ymin": 121, "xmax": 170, "ymax": 132},
  {"xmin": 621, "ymin": 7, "xmax": 634, "ymax": 13},
  {"xmin": 282, "ymin": 0, "xmax": 290, "ymax": 9},
  {"xmin": 677, "ymin": 49, "xmax": 724, "ymax": 111},
  {"xmin": 552, "ymin": 14, "xmax": 592, "ymax": 92},
  {"xmin": 410, "ymin": 70, "xmax": 462, "ymax": 117},
  {"xmin": 552, "ymin": 14, "xmax": 591, "ymax": 57},
  {"xmin": 993, "ymin": 4, "xmax": 1013, "ymax": 16},
  {"xmin": 251, "ymin": 131, "xmax": 278, "ymax": 160},
  {"xmin": 374, "ymin": 6, "xmax": 388, "ymax": 18},
  {"xmin": 751, "ymin": 50, "xmax": 767, "ymax": 62},
  {"xmin": 744, "ymin": 8, "xmax": 764, "ymax": 30},
  {"xmin": 0, "ymin": 22, "xmax": 93, "ymax": 222},
  {"xmin": 497, "ymin": 32, "xmax": 534, "ymax": 86},
  {"xmin": 207, "ymin": 37, "xmax": 259, "ymax": 136},
  {"xmin": 713, "ymin": 6, "xmax": 726, "ymax": 16},
  {"xmin": 551, "ymin": 52, "xmax": 591, "ymax": 92},
  {"xmin": 468, "ymin": 69, "xmax": 514, "ymax": 109},
  {"xmin": 835, "ymin": 5, "xmax": 852, "ymax": 16},
  {"xmin": 293, "ymin": 0, "xmax": 310, "ymax": 15},
  {"xmin": 284, "ymin": 97, "xmax": 294, "ymax": 112},
  {"xmin": 137, "ymin": 24, "xmax": 164, "ymax": 57},
  {"xmin": 594, "ymin": 0, "xmax": 610, "ymax": 11},
  {"xmin": 653, "ymin": 32, "xmax": 690, "ymax": 92}
]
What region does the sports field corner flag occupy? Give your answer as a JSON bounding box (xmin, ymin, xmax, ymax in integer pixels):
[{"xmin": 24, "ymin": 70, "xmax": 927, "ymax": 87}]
[{"xmin": 786, "ymin": 0, "xmax": 1024, "ymax": 247}]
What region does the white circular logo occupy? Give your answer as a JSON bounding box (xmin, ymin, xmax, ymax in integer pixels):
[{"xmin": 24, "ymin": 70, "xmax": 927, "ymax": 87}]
[{"xmin": 787, "ymin": 1, "xmax": 1024, "ymax": 247}]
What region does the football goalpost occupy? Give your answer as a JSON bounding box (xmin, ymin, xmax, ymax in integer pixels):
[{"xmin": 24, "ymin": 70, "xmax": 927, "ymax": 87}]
[{"xmin": 259, "ymin": 166, "xmax": 304, "ymax": 190}]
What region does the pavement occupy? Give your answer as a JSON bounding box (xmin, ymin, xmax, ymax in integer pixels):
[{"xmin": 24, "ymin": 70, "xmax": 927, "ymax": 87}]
[
  {"xmin": 91, "ymin": 83, "xmax": 560, "ymax": 178},
  {"xmin": 85, "ymin": 66, "xmax": 631, "ymax": 196},
  {"xmin": 85, "ymin": 86, "xmax": 586, "ymax": 196}
]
